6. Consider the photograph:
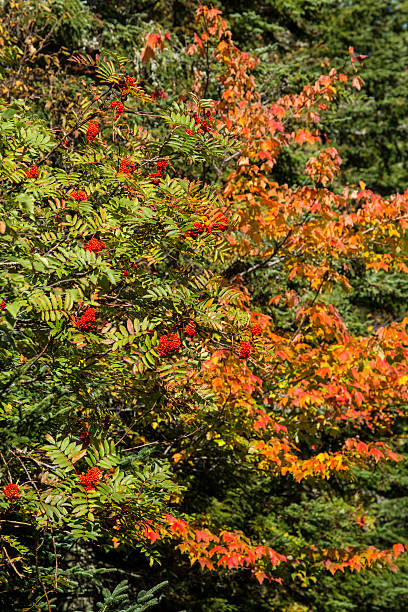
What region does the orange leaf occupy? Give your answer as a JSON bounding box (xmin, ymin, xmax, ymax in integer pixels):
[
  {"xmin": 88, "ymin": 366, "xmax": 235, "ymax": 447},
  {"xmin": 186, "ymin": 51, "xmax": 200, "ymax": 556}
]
[{"xmin": 393, "ymin": 543, "xmax": 405, "ymax": 558}]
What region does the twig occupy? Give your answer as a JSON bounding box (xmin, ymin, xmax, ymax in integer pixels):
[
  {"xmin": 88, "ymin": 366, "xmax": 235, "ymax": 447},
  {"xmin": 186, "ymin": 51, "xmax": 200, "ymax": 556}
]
[
  {"xmin": 2, "ymin": 545, "xmax": 24, "ymax": 579},
  {"xmin": 35, "ymin": 533, "xmax": 52, "ymax": 612}
]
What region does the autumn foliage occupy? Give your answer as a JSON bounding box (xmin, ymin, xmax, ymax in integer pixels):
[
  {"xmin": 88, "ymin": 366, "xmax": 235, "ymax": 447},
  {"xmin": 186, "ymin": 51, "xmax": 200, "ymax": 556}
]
[{"xmin": 1, "ymin": 2, "xmax": 408, "ymax": 609}]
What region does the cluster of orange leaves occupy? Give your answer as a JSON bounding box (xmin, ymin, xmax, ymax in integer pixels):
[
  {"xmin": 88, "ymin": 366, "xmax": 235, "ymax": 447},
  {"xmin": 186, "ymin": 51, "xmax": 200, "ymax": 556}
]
[
  {"xmin": 141, "ymin": 31, "xmax": 171, "ymax": 63},
  {"xmin": 144, "ymin": 515, "xmax": 285, "ymax": 584},
  {"xmin": 138, "ymin": 5, "xmax": 408, "ymax": 584},
  {"xmin": 190, "ymin": 6, "xmax": 408, "ymax": 287},
  {"xmin": 322, "ymin": 542, "xmax": 407, "ymax": 575},
  {"xmin": 140, "ymin": 512, "xmax": 407, "ymax": 584}
]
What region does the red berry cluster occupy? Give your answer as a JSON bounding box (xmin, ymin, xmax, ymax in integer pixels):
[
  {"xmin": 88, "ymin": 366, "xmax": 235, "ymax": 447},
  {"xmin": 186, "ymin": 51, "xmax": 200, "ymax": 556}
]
[
  {"xmin": 186, "ymin": 221, "xmax": 206, "ymax": 238},
  {"xmin": 184, "ymin": 321, "xmax": 196, "ymax": 337},
  {"xmin": 186, "ymin": 214, "xmax": 229, "ymax": 239},
  {"xmin": 84, "ymin": 238, "xmax": 105, "ymax": 254},
  {"xmin": 26, "ymin": 164, "xmax": 39, "ymax": 178},
  {"xmin": 78, "ymin": 466, "xmax": 101, "ymax": 491},
  {"xmin": 188, "ymin": 110, "xmax": 214, "ymax": 134},
  {"xmin": 70, "ymin": 190, "xmax": 87, "ymax": 201},
  {"xmin": 211, "ymin": 213, "xmax": 229, "ymax": 232},
  {"xmin": 158, "ymin": 333, "xmax": 181, "ymax": 356},
  {"xmin": 75, "ymin": 307, "xmax": 96, "ymax": 331},
  {"xmin": 149, "ymin": 158, "xmax": 168, "ymax": 185},
  {"xmin": 238, "ymin": 341, "xmax": 251, "ymax": 360},
  {"xmin": 111, "ymin": 100, "xmax": 125, "ymax": 118},
  {"xmin": 119, "ymin": 158, "xmax": 135, "ymax": 176},
  {"xmin": 151, "ymin": 89, "xmax": 168, "ymax": 100},
  {"xmin": 3, "ymin": 483, "xmax": 21, "ymax": 501},
  {"xmin": 0, "ymin": 298, "xmax": 7, "ymax": 310},
  {"xmin": 87, "ymin": 121, "xmax": 98, "ymax": 142},
  {"xmin": 126, "ymin": 75, "xmax": 135, "ymax": 87},
  {"xmin": 251, "ymin": 324, "xmax": 262, "ymax": 336}
]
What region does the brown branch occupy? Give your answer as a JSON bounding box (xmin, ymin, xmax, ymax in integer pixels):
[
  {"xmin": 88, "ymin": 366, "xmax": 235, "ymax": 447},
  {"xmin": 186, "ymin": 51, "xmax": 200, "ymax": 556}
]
[
  {"xmin": 35, "ymin": 533, "xmax": 52, "ymax": 612},
  {"xmin": 2, "ymin": 545, "xmax": 25, "ymax": 579}
]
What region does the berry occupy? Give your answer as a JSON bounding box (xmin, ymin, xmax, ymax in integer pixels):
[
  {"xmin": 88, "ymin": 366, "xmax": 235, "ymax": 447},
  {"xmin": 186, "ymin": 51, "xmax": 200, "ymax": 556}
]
[
  {"xmin": 26, "ymin": 164, "xmax": 39, "ymax": 179},
  {"xmin": 184, "ymin": 321, "xmax": 196, "ymax": 337},
  {"xmin": 78, "ymin": 466, "xmax": 101, "ymax": 491},
  {"xmin": 120, "ymin": 86, "xmax": 129, "ymax": 101},
  {"xmin": 157, "ymin": 159, "xmax": 168, "ymax": 171},
  {"xmin": 87, "ymin": 121, "xmax": 98, "ymax": 142},
  {"xmin": 111, "ymin": 100, "xmax": 125, "ymax": 118},
  {"xmin": 3, "ymin": 483, "xmax": 20, "ymax": 501},
  {"xmin": 251, "ymin": 324, "xmax": 262, "ymax": 336},
  {"xmin": 158, "ymin": 333, "xmax": 181, "ymax": 356},
  {"xmin": 191, "ymin": 110, "xmax": 214, "ymax": 134},
  {"xmin": 126, "ymin": 75, "xmax": 135, "ymax": 87},
  {"xmin": 0, "ymin": 298, "xmax": 7, "ymax": 310},
  {"xmin": 211, "ymin": 213, "xmax": 229, "ymax": 232},
  {"xmin": 84, "ymin": 238, "xmax": 105, "ymax": 254},
  {"xmin": 75, "ymin": 307, "xmax": 96, "ymax": 332},
  {"xmin": 149, "ymin": 158, "xmax": 169, "ymax": 184},
  {"xmin": 119, "ymin": 158, "xmax": 135, "ymax": 176},
  {"xmin": 186, "ymin": 221, "xmax": 205, "ymax": 239},
  {"xmin": 158, "ymin": 335, "xmax": 170, "ymax": 356},
  {"xmin": 238, "ymin": 341, "xmax": 251, "ymax": 360},
  {"xmin": 167, "ymin": 333, "xmax": 181, "ymax": 351},
  {"xmin": 70, "ymin": 190, "xmax": 87, "ymax": 201}
]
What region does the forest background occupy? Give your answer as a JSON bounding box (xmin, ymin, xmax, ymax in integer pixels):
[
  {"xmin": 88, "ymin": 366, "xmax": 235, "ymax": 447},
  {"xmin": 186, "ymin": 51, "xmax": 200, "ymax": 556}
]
[{"xmin": 1, "ymin": 0, "xmax": 408, "ymax": 610}]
